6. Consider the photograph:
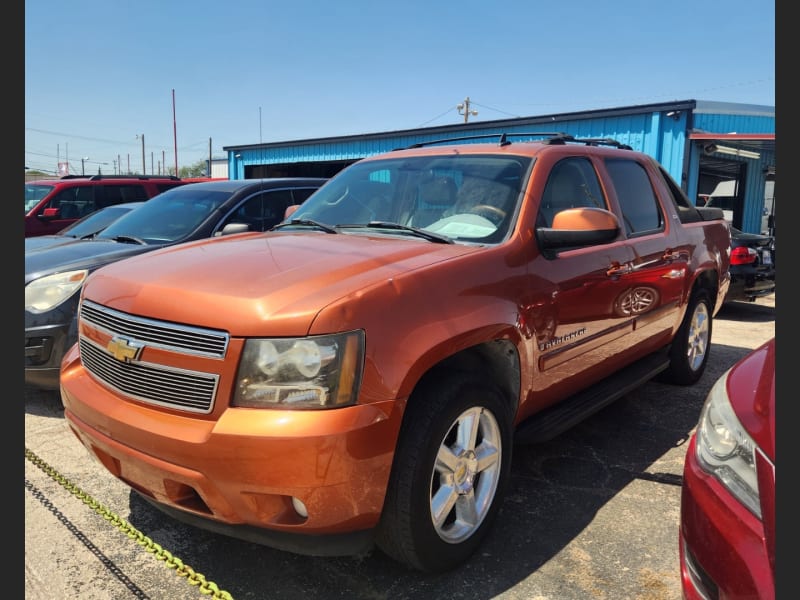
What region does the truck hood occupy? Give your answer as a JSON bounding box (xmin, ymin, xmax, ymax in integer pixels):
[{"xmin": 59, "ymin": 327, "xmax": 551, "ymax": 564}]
[
  {"xmin": 83, "ymin": 231, "xmax": 483, "ymax": 335},
  {"xmin": 25, "ymin": 239, "xmax": 162, "ymax": 284},
  {"xmin": 24, "ymin": 234, "xmax": 83, "ymax": 252}
]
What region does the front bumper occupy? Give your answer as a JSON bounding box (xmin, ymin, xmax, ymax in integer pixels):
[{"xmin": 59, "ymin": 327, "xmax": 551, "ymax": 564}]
[
  {"xmin": 679, "ymin": 437, "xmax": 774, "ymax": 600},
  {"xmin": 25, "ymin": 304, "xmax": 78, "ymax": 390},
  {"xmin": 60, "ymin": 345, "xmax": 405, "ymax": 557}
]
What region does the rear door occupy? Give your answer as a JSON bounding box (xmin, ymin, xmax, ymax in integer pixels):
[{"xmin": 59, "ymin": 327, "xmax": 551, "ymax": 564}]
[{"xmin": 601, "ymin": 157, "xmax": 686, "ymax": 346}]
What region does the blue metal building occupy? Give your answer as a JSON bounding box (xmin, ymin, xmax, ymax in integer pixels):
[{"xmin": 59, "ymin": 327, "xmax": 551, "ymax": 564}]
[{"xmin": 223, "ymin": 99, "xmax": 775, "ymax": 234}]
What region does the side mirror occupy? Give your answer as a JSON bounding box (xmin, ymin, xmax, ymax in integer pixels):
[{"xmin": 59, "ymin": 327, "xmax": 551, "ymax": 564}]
[
  {"xmin": 216, "ymin": 222, "xmax": 251, "ymax": 237},
  {"xmin": 42, "ymin": 207, "xmax": 60, "ymax": 219},
  {"xmin": 284, "ymin": 205, "xmax": 300, "ymax": 219},
  {"xmin": 536, "ymin": 207, "xmax": 620, "ymax": 253}
]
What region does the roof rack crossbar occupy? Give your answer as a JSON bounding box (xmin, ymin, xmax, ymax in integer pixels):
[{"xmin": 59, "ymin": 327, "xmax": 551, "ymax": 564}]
[
  {"xmin": 395, "ymin": 132, "xmax": 630, "ymax": 151},
  {"xmin": 398, "ymin": 132, "xmax": 570, "ymax": 150},
  {"xmin": 57, "ymin": 174, "xmax": 182, "ymax": 181}
]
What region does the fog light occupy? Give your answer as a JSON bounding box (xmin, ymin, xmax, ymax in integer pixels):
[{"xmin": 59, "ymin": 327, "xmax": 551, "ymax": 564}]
[{"xmin": 291, "ymin": 496, "xmax": 308, "ymax": 518}]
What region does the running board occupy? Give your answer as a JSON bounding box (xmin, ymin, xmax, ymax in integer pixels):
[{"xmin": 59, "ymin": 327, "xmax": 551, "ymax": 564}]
[{"xmin": 514, "ymin": 350, "xmax": 670, "ymax": 444}]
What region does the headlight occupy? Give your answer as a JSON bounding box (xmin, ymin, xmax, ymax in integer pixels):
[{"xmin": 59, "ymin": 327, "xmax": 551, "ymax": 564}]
[
  {"xmin": 25, "ymin": 270, "xmax": 88, "ymax": 314},
  {"xmin": 695, "ymin": 368, "xmax": 761, "ymax": 518},
  {"xmin": 233, "ymin": 330, "xmax": 364, "ymax": 409}
]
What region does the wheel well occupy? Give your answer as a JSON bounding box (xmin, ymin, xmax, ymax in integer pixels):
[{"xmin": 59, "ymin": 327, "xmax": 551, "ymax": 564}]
[
  {"xmin": 691, "ymin": 269, "xmax": 718, "ymax": 309},
  {"xmin": 412, "ymin": 340, "xmax": 520, "ymax": 417}
]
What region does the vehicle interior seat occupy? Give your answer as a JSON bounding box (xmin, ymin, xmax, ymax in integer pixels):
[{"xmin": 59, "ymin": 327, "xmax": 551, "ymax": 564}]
[
  {"xmin": 538, "ymin": 163, "xmax": 588, "ymax": 227},
  {"xmin": 448, "ymin": 175, "xmax": 514, "ymax": 223},
  {"xmin": 59, "ymin": 203, "xmax": 79, "ymax": 219},
  {"xmin": 347, "ymin": 179, "xmax": 394, "ymax": 222},
  {"xmin": 410, "ymin": 176, "xmax": 458, "ymax": 227}
]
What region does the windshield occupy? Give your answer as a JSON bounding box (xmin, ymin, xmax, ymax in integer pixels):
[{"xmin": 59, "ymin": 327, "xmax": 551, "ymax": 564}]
[
  {"xmin": 25, "ymin": 184, "xmax": 54, "ymax": 212},
  {"xmin": 97, "ymin": 186, "xmax": 231, "ymax": 243},
  {"xmin": 285, "ymin": 154, "xmax": 532, "ymax": 244},
  {"xmin": 58, "ymin": 204, "xmax": 143, "ymax": 238}
]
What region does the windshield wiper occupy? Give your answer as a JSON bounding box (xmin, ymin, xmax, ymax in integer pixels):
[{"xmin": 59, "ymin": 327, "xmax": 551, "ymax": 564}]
[
  {"xmin": 109, "ymin": 235, "xmax": 147, "ymax": 245},
  {"xmin": 272, "ymin": 219, "xmax": 338, "ymax": 234},
  {"xmin": 344, "ymin": 221, "xmax": 453, "ymax": 244}
]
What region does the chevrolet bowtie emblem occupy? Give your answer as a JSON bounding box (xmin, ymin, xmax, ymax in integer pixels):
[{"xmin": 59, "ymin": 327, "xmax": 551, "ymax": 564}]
[{"xmin": 107, "ymin": 336, "xmax": 144, "ymax": 362}]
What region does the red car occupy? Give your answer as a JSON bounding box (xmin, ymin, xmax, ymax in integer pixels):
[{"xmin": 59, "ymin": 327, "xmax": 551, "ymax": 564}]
[{"xmin": 679, "ymin": 337, "xmax": 775, "ymax": 599}]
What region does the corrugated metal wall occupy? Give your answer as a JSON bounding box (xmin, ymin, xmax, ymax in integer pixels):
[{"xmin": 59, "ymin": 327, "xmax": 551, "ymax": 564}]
[
  {"xmin": 226, "ymin": 101, "xmax": 774, "ymax": 233},
  {"xmin": 230, "ymin": 108, "xmax": 689, "ymax": 181}
]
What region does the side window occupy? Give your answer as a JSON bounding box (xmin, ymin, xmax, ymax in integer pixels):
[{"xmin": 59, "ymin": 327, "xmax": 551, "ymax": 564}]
[
  {"xmin": 98, "ymin": 185, "xmax": 148, "ymax": 208},
  {"xmin": 156, "ymin": 182, "xmax": 185, "ymax": 193},
  {"xmin": 605, "ymin": 159, "xmax": 663, "ymax": 236},
  {"xmin": 49, "ymin": 186, "xmax": 93, "ymax": 219},
  {"xmin": 73, "ymin": 186, "xmax": 96, "ymax": 217},
  {"xmin": 225, "ymin": 190, "xmax": 295, "ymax": 232},
  {"xmin": 538, "ymin": 158, "xmax": 606, "ymax": 227},
  {"xmin": 291, "ymin": 187, "xmax": 319, "ymax": 204}
]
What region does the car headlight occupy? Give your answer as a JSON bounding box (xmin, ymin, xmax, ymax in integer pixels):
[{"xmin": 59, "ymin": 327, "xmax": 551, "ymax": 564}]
[
  {"xmin": 25, "ymin": 270, "xmax": 88, "ymax": 314},
  {"xmin": 233, "ymin": 330, "xmax": 364, "ymax": 409},
  {"xmin": 695, "ymin": 368, "xmax": 761, "ymax": 518}
]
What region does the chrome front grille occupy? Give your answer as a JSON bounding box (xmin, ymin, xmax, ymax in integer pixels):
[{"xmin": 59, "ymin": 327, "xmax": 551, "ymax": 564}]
[
  {"xmin": 80, "ymin": 300, "xmax": 229, "ymax": 357},
  {"xmin": 78, "ymin": 300, "xmax": 228, "ymax": 413},
  {"xmin": 79, "ymin": 338, "xmax": 218, "ymax": 413}
]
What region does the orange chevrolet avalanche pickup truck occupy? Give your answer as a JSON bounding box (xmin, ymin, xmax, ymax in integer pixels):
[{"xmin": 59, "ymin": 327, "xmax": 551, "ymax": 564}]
[{"xmin": 60, "ymin": 133, "xmax": 731, "ymax": 573}]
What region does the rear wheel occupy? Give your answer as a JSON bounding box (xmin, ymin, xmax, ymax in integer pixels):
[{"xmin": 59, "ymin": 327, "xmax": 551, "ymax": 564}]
[
  {"xmin": 660, "ymin": 289, "xmax": 712, "ymax": 384},
  {"xmin": 376, "ymin": 373, "xmax": 513, "ymax": 573}
]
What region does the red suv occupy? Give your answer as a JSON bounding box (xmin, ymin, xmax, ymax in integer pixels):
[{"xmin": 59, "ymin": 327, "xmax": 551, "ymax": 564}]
[{"xmin": 24, "ymin": 174, "xmax": 189, "ymax": 237}]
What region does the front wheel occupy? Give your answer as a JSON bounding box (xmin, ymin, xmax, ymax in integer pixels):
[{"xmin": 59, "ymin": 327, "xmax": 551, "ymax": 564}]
[
  {"xmin": 659, "ymin": 289, "xmax": 713, "ymax": 385},
  {"xmin": 376, "ymin": 373, "xmax": 513, "ymax": 572}
]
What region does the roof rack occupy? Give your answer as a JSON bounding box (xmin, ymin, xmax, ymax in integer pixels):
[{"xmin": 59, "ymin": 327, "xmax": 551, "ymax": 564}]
[
  {"xmin": 397, "ymin": 132, "xmax": 632, "ymax": 151},
  {"xmin": 59, "ymin": 174, "xmax": 181, "ymax": 181}
]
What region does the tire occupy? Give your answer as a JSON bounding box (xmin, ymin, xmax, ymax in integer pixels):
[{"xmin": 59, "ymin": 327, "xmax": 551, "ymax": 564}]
[
  {"xmin": 660, "ymin": 289, "xmax": 713, "ymax": 385},
  {"xmin": 375, "ymin": 373, "xmax": 513, "ymax": 573}
]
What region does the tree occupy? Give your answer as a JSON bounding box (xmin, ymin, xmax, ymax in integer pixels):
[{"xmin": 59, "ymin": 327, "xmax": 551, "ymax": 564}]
[{"xmin": 179, "ymin": 160, "xmax": 208, "ymax": 178}]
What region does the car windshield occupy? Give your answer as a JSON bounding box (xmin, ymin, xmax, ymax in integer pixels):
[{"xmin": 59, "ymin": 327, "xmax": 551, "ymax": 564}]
[
  {"xmin": 97, "ymin": 186, "xmax": 231, "ymax": 243},
  {"xmin": 25, "ymin": 184, "xmax": 54, "ymax": 212},
  {"xmin": 284, "ymin": 154, "xmax": 532, "ymax": 244},
  {"xmin": 58, "ymin": 204, "xmax": 142, "ymax": 238}
]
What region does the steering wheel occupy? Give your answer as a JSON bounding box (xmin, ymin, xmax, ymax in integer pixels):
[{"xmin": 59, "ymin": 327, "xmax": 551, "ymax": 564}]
[{"xmin": 467, "ymin": 204, "xmax": 507, "ymax": 226}]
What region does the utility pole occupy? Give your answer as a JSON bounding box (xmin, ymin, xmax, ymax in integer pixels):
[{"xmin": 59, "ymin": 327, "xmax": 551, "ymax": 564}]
[
  {"xmin": 208, "ymin": 137, "xmax": 212, "ymax": 177},
  {"xmin": 457, "ymin": 97, "xmax": 478, "ymax": 123},
  {"xmin": 136, "ymin": 134, "xmax": 145, "ymax": 175},
  {"xmin": 173, "ymin": 89, "xmax": 178, "ymax": 176}
]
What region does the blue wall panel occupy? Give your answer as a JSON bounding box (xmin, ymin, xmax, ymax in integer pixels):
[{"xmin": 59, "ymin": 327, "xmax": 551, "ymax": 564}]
[{"xmin": 226, "ymin": 101, "xmax": 773, "ymax": 234}]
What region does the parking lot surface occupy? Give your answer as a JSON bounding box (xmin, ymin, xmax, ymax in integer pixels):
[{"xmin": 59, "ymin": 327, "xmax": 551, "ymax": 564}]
[{"xmin": 24, "ymin": 295, "xmax": 775, "ymax": 600}]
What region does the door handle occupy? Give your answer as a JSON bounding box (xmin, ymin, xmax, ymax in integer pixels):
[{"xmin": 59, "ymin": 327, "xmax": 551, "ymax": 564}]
[
  {"xmin": 662, "ymin": 249, "xmax": 689, "ymax": 262},
  {"xmin": 607, "ymin": 262, "xmax": 632, "ymax": 277}
]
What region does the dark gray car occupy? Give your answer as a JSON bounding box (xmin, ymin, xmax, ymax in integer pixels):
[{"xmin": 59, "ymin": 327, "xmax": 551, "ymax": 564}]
[{"xmin": 25, "ymin": 177, "xmax": 327, "ymax": 390}]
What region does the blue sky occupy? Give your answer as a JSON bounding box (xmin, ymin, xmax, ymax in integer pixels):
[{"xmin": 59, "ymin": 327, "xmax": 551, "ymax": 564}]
[{"xmin": 25, "ymin": 0, "xmax": 775, "ymax": 175}]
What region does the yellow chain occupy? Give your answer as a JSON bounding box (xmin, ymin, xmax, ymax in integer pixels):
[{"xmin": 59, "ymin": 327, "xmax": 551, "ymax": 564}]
[{"xmin": 25, "ymin": 447, "xmax": 234, "ymax": 600}]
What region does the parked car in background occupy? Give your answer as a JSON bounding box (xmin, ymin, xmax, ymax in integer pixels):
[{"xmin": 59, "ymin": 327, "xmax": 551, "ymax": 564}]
[
  {"xmin": 680, "ymin": 337, "xmax": 775, "ymax": 600},
  {"xmin": 24, "ymin": 202, "xmax": 144, "ymax": 252},
  {"xmin": 725, "ymin": 226, "xmax": 775, "ymax": 303},
  {"xmin": 25, "ymin": 177, "xmax": 327, "ymax": 390},
  {"xmin": 25, "ymin": 174, "xmax": 188, "ymax": 237}
]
